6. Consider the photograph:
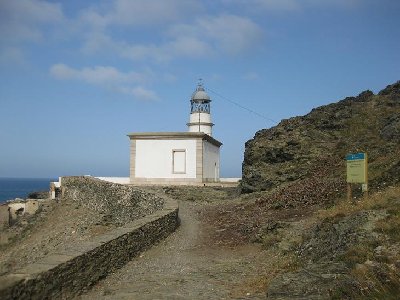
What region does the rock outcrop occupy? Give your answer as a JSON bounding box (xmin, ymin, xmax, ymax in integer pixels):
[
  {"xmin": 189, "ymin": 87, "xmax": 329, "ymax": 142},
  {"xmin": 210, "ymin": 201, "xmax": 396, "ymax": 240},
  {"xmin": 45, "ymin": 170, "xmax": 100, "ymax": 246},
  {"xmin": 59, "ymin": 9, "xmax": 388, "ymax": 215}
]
[{"xmin": 241, "ymin": 81, "xmax": 400, "ymax": 193}]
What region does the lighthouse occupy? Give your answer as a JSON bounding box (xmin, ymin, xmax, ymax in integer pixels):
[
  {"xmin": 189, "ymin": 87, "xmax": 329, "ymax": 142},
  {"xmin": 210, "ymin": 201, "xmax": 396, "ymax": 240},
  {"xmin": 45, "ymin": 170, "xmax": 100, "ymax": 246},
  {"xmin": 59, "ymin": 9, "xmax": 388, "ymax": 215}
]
[
  {"xmin": 187, "ymin": 82, "xmax": 214, "ymax": 136},
  {"xmin": 128, "ymin": 81, "xmax": 222, "ymax": 185}
]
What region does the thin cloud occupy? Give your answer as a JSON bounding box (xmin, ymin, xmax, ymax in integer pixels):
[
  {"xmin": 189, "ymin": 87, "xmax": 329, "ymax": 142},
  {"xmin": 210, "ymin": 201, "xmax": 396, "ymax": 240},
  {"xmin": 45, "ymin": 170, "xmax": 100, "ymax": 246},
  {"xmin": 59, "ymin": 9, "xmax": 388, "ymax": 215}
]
[
  {"xmin": 168, "ymin": 14, "xmax": 264, "ymax": 55},
  {"xmin": 163, "ymin": 73, "xmax": 177, "ymax": 83},
  {"xmin": 242, "ymin": 72, "xmax": 260, "ymax": 81},
  {"xmin": 166, "ymin": 36, "xmax": 213, "ymax": 58},
  {"xmin": 49, "ymin": 63, "xmax": 158, "ymax": 101},
  {"xmin": 85, "ymin": 13, "xmax": 263, "ymax": 63},
  {"xmin": 306, "ymin": 0, "xmax": 361, "ymax": 8},
  {"xmin": 81, "ymin": 31, "xmax": 171, "ymax": 63},
  {"xmin": 221, "ymin": 0, "xmax": 299, "ymax": 11},
  {"xmin": 119, "ymin": 43, "xmax": 170, "ymax": 63},
  {"xmin": 249, "ymin": 0, "xmax": 299, "ymax": 11},
  {"xmin": 221, "ymin": 0, "xmax": 361, "ymax": 12},
  {"xmin": 50, "ymin": 64, "xmax": 148, "ymax": 85},
  {"xmin": 0, "ymin": 0, "xmax": 64, "ymax": 42},
  {"xmin": 196, "ymin": 14, "xmax": 264, "ymax": 54},
  {"xmin": 0, "ymin": 47, "xmax": 26, "ymax": 65},
  {"xmin": 81, "ymin": 32, "xmax": 115, "ymax": 54},
  {"xmin": 80, "ymin": 0, "xmax": 201, "ymax": 28},
  {"xmin": 117, "ymin": 86, "xmax": 159, "ymax": 101},
  {"xmin": 77, "ymin": 0, "xmax": 264, "ymax": 63}
]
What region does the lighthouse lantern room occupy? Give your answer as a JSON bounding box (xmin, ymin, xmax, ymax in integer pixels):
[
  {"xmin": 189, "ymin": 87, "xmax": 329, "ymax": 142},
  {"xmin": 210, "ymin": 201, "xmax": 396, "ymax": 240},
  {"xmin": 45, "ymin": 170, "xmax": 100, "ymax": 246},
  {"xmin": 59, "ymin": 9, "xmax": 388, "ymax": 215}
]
[{"xmin": 187, "ymin": 82, "xmax": 214, "ymax": 136}]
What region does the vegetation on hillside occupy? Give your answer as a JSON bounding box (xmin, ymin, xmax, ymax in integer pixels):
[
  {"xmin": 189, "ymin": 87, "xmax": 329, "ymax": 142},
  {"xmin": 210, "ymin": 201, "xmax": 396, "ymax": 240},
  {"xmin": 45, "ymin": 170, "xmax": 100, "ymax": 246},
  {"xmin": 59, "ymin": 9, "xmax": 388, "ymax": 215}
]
[{"xmin": 240, "ymin": 81, "xmax": 400, "ymax": 194}]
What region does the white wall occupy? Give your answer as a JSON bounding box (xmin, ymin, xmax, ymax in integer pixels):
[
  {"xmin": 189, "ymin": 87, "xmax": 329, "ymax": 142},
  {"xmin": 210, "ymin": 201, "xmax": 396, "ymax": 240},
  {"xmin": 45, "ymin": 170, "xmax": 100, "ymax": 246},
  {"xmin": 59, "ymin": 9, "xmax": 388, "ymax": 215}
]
[
  {"xmin": 220, "ymin": 178, "xmax": 241, "ymax": 183},
  {"xmin": 203, "ymin": 141, "xmax": 220, "ymax": 181},
  {"xmin": 96, "ymin": 177, "xmax": 130, "ymax": 184},
  {"xmin": 188, "ymin": 112, "xmax": 213, "ymax": 135},
  {"xmin": 189, "ymin": 112, "xmax": 212, "ymax": 124},
  {"xmin": 188, "ymin": 125, "xmax": 212, "ymax": 136},
  {"xmin": 135, "ymin": 139, "xmax": 197, "ymax": 179}
]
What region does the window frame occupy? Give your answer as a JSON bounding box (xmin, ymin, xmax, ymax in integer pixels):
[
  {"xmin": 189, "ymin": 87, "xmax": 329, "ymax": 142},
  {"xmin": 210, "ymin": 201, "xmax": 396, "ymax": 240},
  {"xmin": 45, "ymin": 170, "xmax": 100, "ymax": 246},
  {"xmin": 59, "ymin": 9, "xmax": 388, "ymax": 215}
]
[{"xmin": 172, "ymin": 149, "xmax": 186, "ymax": 174}]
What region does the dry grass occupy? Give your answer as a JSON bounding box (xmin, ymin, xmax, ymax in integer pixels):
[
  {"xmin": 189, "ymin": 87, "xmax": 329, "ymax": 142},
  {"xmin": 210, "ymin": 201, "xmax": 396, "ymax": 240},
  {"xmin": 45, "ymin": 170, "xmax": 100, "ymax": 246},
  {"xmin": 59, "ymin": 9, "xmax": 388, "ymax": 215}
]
[
  {"xmin": 228, "ymin": 252, "xmax": 299, "ymax": 299},
  {"xmin": 321, "ymin": 186, "xmax": 400, "ymax": 299},
  {"xmin": 334, "ymin": 264, "xmax": 400, "ymax": 300},
  {"xmin": 340, "ymin": 243, "xmax": 376, "ymax": 268},
  {"xmin": 374, "ymin": 205, "xmax": 400, "ymax": 242},
  {"xmin": 317, "ymin": 186, "xmax": 400, "ymax": 220},
  {"xmin": 319, "ymin": 186, "xmax": 400, "ymax": 264}
]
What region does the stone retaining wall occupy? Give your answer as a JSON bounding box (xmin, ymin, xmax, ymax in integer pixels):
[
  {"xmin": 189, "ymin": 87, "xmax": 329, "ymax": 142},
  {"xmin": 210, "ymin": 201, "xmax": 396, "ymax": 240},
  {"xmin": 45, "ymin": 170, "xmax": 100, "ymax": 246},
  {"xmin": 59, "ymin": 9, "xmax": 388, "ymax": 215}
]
[
  {"xmin": 0, "ymin": 197, "xmax": 179, "ymax": 299},
  {"xmin": 61, "ymin": 176, "xmax": 164, "ymax": 226}
]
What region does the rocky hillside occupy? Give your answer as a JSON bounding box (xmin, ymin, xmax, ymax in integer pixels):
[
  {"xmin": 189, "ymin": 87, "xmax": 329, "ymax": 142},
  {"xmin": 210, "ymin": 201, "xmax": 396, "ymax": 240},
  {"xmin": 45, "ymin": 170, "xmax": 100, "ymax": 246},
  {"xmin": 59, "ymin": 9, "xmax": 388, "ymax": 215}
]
[{"xmin": 241, "ymin": 81, "xmax": 400, "ymax": 194}]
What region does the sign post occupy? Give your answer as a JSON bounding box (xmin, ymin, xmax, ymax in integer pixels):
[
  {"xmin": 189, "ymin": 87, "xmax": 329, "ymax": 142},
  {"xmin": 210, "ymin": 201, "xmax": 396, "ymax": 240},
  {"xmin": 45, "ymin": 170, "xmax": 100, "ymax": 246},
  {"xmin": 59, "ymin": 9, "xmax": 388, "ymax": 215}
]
[{"xmin": 346, "ymin": 152, "xmax": 368, "ymax": 201}]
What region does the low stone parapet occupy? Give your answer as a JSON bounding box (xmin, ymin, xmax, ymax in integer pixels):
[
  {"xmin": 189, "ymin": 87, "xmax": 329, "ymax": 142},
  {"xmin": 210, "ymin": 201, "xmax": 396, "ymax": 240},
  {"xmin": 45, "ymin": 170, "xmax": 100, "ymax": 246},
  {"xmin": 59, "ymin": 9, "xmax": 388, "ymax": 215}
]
[{"xmin": 0, "ymin": 197, "xmax": 179, "ymax": 299}]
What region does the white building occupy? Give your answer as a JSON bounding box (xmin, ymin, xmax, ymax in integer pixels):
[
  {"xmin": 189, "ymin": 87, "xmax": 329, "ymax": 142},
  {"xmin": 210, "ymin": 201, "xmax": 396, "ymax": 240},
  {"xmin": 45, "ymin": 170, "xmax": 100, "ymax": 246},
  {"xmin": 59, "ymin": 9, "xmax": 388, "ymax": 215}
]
[{"xmin": 128, "ymin": 83, "xmax": 222, "ymax": 185}]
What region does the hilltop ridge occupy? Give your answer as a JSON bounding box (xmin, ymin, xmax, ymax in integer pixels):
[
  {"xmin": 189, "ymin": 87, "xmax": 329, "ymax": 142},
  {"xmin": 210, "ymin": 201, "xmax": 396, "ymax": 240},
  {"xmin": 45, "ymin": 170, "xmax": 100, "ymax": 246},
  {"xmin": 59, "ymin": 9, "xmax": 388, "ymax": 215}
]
[{"xmin": 241, "ymin": 81, "xmax": 400, "ymax": 194}]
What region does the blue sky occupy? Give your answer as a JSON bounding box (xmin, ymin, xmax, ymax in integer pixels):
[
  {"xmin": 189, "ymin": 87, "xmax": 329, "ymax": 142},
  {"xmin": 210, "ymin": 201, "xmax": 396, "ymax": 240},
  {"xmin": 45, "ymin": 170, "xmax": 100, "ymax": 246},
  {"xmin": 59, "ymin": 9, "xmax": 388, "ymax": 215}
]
[{"xmin": 0, "ymin": 0, "xmax": 399, "ymax": 178}]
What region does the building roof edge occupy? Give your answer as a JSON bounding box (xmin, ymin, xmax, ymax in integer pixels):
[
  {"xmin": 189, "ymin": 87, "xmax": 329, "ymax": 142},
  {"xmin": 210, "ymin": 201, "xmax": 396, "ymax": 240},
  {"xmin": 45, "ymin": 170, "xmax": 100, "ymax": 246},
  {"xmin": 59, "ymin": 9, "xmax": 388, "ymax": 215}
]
[{"xmin": 127, "ymin": 132, "xmax": 222, "ymax": 147}]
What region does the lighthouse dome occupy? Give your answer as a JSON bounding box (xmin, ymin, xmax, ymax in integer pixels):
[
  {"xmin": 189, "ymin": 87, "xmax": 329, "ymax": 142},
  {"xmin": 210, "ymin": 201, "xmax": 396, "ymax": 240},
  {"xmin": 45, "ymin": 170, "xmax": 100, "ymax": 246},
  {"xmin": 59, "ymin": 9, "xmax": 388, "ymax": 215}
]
[{"xmin": 191, "ymin": 84, "xmax": 210, "ymax": 101}]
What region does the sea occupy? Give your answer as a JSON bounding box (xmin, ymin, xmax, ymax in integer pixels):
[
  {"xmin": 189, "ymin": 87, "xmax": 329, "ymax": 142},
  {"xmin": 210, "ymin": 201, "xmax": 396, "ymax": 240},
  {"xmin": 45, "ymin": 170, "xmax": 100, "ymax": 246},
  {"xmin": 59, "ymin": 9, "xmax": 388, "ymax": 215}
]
[{"xmin": 0, "ymin": 178, "xmax": 56, "ymax": 204}]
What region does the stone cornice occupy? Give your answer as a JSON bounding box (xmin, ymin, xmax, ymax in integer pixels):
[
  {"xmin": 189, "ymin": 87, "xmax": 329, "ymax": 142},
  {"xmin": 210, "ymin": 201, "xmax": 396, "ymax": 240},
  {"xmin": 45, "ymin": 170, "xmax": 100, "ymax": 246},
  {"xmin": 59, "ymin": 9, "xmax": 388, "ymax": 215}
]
[{"xmin": 127, "ymin": 132, "xmax": 222, "ymax": 147}]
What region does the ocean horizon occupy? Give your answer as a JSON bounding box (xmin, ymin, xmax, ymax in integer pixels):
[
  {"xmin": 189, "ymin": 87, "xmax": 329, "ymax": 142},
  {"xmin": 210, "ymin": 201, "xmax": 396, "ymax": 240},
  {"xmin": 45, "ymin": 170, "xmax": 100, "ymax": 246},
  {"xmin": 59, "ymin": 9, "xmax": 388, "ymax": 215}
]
[{"xmin": 0, "ymin": 178, "xmax": 55, "ymax": 203}]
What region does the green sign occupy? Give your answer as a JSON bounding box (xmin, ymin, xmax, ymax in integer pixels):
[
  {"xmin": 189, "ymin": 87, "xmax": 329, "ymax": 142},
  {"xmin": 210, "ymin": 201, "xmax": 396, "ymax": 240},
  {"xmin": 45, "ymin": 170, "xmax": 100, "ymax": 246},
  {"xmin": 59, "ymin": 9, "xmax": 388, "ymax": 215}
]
[{"xmin": 346, "ymin": 152, "xmax": 368, "ymax": 183}]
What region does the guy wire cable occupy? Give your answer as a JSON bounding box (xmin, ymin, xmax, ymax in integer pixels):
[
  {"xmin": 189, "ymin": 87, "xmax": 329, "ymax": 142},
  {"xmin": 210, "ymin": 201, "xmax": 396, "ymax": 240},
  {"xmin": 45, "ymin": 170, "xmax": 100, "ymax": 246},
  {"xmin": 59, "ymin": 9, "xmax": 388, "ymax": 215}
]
[{"xmin": 205, "ymin": 87, "xmax": 278, "ymax": 125}]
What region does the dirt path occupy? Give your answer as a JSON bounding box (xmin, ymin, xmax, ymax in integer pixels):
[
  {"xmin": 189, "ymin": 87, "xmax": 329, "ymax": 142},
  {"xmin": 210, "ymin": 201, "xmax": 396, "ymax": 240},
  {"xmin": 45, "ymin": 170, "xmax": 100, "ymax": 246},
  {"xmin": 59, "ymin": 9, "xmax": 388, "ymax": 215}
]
[{"xmin": 79, "ymin": 200, "xmax": 270, "ymax": 299}]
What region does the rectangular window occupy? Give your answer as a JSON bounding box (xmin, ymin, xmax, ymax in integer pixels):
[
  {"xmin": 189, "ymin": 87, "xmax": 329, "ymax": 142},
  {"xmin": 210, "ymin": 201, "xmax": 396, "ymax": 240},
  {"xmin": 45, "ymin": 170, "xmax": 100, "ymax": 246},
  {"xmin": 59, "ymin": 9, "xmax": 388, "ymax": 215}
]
[{"xmin": 172, "ymin": 149, "xmax": 186, "ymax": 174}]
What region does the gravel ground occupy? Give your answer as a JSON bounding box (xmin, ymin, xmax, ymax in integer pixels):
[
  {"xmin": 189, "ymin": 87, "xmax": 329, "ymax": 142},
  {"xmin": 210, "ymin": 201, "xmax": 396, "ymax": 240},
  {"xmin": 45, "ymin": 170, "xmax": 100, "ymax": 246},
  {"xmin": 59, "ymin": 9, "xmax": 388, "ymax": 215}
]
[{"xmin": 79, "ymin": 200, "xmax": 272, "ymax": 300}]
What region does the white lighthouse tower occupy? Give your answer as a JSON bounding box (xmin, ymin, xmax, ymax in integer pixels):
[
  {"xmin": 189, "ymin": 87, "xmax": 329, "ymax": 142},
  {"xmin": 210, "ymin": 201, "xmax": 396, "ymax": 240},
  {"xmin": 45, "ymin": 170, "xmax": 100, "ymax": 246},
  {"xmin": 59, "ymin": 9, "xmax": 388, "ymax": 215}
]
[
  {"xmin": 128, "ymin": 81, "xmax": 222, "ymax": 185},
  {"xmin": 187, "ymin": 81, "xmax": 214, "ymax": 136}
]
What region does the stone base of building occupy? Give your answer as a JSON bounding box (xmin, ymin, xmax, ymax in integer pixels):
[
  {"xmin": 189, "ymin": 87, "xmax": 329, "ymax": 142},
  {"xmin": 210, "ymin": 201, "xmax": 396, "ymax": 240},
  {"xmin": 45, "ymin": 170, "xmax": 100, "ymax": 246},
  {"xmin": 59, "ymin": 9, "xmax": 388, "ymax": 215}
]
[{"xmin": 129, "ymin": 177, "xmax": 240, "ymax": 187}]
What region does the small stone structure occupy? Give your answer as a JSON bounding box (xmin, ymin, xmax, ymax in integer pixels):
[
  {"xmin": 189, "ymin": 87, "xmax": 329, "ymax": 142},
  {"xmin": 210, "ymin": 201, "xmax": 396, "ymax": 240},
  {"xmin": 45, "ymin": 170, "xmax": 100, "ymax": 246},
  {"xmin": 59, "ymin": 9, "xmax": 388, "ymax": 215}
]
[
  {"xmin": 6, "ymin": 200, "xmax": 41, "ymax": 223},
  {"xmin": 0, "ymin": 199, "xmax": 42, "ymax": 230},
  {"xmin": 7, "ymin": 202, "xmax": 25, "ymax": 220},
  {"xmin": 24, "ymin": 200, "xmax": 40, "ymax": 215}
]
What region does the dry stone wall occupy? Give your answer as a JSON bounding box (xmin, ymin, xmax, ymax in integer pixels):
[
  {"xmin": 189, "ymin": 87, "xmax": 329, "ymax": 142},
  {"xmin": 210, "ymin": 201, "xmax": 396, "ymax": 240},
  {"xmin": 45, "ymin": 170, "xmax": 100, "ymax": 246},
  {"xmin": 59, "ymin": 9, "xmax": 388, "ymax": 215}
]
[
  {"xmin": 61, "ymin": 176, "xmax": 164, "ymax": 226},
  {"xmin": 0, "ymin": 177, "xmax": 179, "ymax": 299}
]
